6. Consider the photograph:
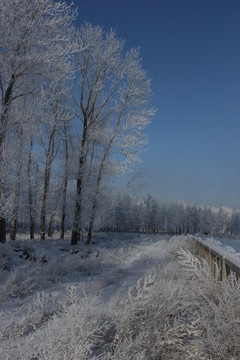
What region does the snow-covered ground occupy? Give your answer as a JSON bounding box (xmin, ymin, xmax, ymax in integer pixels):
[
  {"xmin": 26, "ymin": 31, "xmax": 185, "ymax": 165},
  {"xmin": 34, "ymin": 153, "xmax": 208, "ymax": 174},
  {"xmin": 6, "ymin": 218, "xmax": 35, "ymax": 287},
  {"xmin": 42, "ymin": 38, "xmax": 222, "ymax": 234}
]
[
  {"xmin": 1, "ymin": 233, "xmax": 240, "ymax": 359},
  {"xmin": 0, "ymin": 233, "xmax": 168, "ymax": 359}
]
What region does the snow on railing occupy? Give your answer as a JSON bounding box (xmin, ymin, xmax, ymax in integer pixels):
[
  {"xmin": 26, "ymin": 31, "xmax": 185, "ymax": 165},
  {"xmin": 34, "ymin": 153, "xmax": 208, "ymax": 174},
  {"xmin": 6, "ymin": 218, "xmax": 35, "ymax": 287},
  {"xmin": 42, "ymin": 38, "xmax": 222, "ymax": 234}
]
[{"xmin": 193, "ymin": 236, "xmax": 240, "ymax": 282}]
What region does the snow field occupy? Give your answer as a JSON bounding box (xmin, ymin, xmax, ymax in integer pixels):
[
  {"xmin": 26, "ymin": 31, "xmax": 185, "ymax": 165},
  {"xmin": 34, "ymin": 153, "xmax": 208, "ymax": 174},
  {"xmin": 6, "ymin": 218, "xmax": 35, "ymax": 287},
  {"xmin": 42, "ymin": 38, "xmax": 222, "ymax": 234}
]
[{"xmin": 0, "ymin": 233, "xmax": 240, "ymax": 359}]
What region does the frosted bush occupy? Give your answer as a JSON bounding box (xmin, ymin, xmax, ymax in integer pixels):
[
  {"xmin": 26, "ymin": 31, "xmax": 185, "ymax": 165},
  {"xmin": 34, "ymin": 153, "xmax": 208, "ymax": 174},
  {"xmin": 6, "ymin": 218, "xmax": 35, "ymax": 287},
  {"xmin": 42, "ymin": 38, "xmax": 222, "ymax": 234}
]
[
  {"xmin": 105, "ymin": 260, "xmax": 206, "ymax": 359},
  {"xmin": 3, "ymin": 292, "xmax": 59, "ymax": 340},
  {"xmin": 24, "ymin": 287, "xmax": 113, "ymax": 360},
  {"xmin": 201, "ymin": 274, "xmax": 240, "ymax": 359},
  {"xmin": 1, "ymin": 265, "xmax": 39, "ymax": 302},
  {"xmin": 166, "ymin": 234, "xmax": 198, "ymax": 259},
  {"xmin": 102, "ymin": 243, "xmax": 240, "ymax": 359},
  {"xmin": 175, "ymin": 247, "xmax": 240, "ymax": 359}
]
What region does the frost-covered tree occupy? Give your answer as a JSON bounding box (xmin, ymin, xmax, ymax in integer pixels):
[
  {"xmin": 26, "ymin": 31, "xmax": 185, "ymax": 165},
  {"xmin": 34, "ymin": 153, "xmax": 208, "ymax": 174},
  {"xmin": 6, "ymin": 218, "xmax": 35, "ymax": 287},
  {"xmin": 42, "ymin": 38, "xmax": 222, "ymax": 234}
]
[
  {"xmin": 71, "ymin": 23, "xmax": 154, "ymax": 245},
  {"xmin": 0, "ymin": 0, "xmax": 77, "ymax": 242}
]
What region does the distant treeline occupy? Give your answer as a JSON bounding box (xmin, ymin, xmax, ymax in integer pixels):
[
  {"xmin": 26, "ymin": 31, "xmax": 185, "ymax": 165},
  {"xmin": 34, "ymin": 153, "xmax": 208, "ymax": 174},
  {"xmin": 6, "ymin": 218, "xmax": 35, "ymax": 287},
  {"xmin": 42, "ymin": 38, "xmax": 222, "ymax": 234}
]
[
  {"xmin": 5, "ymin": 191, "xmax": 240, "ymax": 239},
  {"xmin": 100, "ymin": 193, "xmax": 240, "ymax": 236}
]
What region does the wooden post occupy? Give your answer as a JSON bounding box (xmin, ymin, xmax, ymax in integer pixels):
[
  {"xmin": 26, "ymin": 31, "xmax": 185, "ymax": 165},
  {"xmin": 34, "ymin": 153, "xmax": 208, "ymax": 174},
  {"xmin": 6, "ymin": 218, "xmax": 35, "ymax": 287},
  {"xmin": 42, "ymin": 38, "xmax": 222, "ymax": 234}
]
[
  {"xmin": 208, "ymin": 248, "xmax": 212, "ymax": 273},
  {"xmin": 218, "ymin": 257, "xmax": 222, "ymax": 282},
  {"xmin": 210, "ymin": 253, "xmax": 215, "ymax": 277},
  {"xmin": 222, "ymin": 256, "xmax": 227, "ymax": 281}
]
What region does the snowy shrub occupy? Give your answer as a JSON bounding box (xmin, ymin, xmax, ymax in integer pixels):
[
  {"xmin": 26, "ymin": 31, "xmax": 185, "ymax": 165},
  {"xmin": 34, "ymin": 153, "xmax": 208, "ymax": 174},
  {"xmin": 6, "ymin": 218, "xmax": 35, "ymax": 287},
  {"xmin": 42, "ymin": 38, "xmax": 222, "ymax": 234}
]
[
  {"xmin": 166, "ymin": 234, "xmax": 198, "ymax": 259},
  {"xmin": 1, "ymin": 265, "xmax": 39, "ymax": 302},
  {"xmin": 3, "ymin": 292, "xmax": 59, "ymax": 340},
  {"xmin": 176, "ymin": 248, "xmax": 240, "ymax": 360},
  {"xmin": 23, "ymin": 287, "xmax": 113, "ymax": 360},
  {"xmin": 105, "ymin": 262, "xmax": 206, "ymax": 359},
  {"xmin": 102, "ymin": 244, "xmax": 240, "ymax": 359},
  {"xmin": 201, "ymin": 274, "xmax": 240, "ymax": 359},
  {"xmin": 176, "ymin": 248, "xmax": 219, "ymax": 305}
]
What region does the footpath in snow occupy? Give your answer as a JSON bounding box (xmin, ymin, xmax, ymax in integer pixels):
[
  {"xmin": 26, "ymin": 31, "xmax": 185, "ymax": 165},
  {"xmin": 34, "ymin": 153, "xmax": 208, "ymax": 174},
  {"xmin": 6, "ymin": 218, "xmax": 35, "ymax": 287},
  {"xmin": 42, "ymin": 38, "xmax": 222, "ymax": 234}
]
[{"xmin": 0, "ymin": 233, "xmax": 168, "ymax": 359}]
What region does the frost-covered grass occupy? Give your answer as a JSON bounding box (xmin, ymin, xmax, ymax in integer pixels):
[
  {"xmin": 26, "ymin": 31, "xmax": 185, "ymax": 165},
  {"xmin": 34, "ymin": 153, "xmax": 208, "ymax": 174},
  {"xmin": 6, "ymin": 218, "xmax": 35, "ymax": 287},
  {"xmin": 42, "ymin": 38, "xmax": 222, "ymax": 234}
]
[{"xmin": 1, "ymin": 233, "xmax": 240, "ymax": 359}]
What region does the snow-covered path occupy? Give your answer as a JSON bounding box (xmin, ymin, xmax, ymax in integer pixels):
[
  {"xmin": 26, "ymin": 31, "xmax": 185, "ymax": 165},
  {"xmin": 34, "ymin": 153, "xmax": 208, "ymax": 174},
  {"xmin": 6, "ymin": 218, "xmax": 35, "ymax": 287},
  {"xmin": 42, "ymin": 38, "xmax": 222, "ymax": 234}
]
[
  {"xmin": 0, "ymin": 234, "xmax": 169, "ymax": 359},
  {"xmin": 91, "ymin": 236, "xmax": 168, "ymax": 308}
]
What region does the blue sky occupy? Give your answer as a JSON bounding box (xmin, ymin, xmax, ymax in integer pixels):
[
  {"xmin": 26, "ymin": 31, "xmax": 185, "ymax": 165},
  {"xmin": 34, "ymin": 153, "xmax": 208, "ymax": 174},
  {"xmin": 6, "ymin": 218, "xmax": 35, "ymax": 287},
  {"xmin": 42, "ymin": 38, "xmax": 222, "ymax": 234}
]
[{"xmin": 73, "ymin": 0, "xmax": 240, "ymax": 209}]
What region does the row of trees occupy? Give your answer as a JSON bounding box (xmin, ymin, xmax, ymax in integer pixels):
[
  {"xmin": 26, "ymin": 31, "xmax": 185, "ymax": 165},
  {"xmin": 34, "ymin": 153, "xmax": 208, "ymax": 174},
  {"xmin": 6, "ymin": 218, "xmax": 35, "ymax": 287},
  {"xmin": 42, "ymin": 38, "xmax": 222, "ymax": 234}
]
[
  {"xmin": 5, "ymin": 189, "xmax": 240, "ymax": 238},
  {"xmin": 100, "ymin": 193, "xmax": 240, "ymax": 236},
  {"xmin": 0, "ymin": 0, "xmax": 154, "ymax": 244}
]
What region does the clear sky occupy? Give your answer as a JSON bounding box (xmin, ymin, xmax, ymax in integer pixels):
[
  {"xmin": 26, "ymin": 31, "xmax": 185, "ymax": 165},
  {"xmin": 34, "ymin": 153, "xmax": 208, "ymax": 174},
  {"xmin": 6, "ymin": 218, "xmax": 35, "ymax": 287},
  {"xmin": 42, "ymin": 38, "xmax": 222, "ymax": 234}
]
[{"xmin": 72, "ymin": 0, "xmax": 240, "ymax": 209}]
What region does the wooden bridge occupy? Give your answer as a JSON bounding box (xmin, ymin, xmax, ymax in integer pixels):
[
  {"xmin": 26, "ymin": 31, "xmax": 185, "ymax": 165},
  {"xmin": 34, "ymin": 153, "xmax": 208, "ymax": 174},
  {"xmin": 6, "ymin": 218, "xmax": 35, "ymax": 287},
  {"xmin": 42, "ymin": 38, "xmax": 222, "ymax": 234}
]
[{"xmin": 194, "ymin": 237, "xmax": 240, "ymax": 282}]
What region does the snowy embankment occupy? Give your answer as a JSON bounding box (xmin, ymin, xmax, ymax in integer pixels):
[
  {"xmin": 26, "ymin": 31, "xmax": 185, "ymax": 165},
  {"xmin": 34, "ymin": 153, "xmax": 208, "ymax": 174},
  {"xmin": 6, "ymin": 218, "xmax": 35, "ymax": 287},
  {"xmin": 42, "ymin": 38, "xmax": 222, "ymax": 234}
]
[{"xmin": 1, "ymin": 233, "xmax": 240, "ymax": 359}]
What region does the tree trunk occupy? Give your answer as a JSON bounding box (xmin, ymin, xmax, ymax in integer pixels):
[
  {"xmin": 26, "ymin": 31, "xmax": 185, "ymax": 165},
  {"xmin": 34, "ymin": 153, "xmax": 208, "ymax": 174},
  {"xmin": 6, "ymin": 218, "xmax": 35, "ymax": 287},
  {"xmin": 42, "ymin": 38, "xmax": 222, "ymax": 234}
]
[
  {"xmin": 71, "ymin": 174, "xmax": 82, "ymax": 245},
  {"xmin": 0, "ymin": 76, "xmax": 16, "ymax": 243},
  {"xmin": 40, "ymin": 173, "xmax": 48, "ymax": 240},
  {"xmin": 30, "ymin": 214, "xmax": 35, "ymax": 240},
  {"xmin": 71, "ymin": 122, "xmax": 88, "ymax": 245},
  {"xmin": 86, "ymin": 204, "xmax": 96, "ymax": 245},
  {"xmin": 86, "ymin": 153, "xmax": 106, "ymax": 245},
  {"xmin": 0, "ymin": 217, "xmax": 6, "ymax": 243},
  {"xmin": 48, "ymin": 210, "xmax": 56, "ymax": 238},
  {"xmin": 39, "ymin": 122, "xmax": 56, "ymax": 240},
  {"xmin": 10, "ymin": 128, "xmax": 23, "ymax": 241},
  {"xmin": 27, "ymin": 137, "xmax": 35, "ymax": 239},
  {"xmin": 60, "ymin": 124, "xmax": 69, "ymax": 239},
  {"xmin": 10, "ymin": 215, "xmax": 17, "ymax": 240},
  {"xmin": 60, "ymin": 211, "xmax": 66, "ymax": 239}
]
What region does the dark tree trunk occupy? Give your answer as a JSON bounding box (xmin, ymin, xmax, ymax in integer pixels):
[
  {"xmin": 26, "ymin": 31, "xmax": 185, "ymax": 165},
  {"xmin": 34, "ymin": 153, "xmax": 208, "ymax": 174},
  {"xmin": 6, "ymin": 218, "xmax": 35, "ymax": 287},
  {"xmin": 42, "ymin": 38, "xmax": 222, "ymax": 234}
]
[
  {"xmin": 40, "ymin": 177, "xmax": 48, "ymax": 240},
  {"xmin": 71, "ymin": 173, "xmax": 82, "ymax": 245},
  {"xmin": 10, "ymin": 215, "xmax": 17, "ymax": 240},
  {"xmin": 60, "ymin": 178, "xmax": 68, "ymax": 239},
  {"xmin": 10, "ymin": 128, "xmax": 23, "ymax": 241},
  {"xmin": 71, "ymin": 122, "xmax": 87, "ymax": 245},
  {"xmin": 86, "ymin": 206, "xmax": 96, "ymax": 245},
  {"xmin": 86, "ymin": 154, "xmax": 106, "ymax": 245},
  {"xmin": 30, "ymin": 214, "xmax": 35, "ymax": 240},
  {"xmin": 0, "ymin": 217, "xmax": 6, "ymax": 243},
  {"xmin": 60, "ymin": 124, "xmax": 69, "ymax": 239},
  {"xmin": 27, "ymin": 137, "xmax": 35, "ymax": 239},
  {"xmin": 39, "ymin": 122, "xmax": 56, "ymax": 240},
  {"xmin": 0, "ymin": 75, "xmax": 16, "ymax": 243},
  {"xmin": 48, "ymin": 210, "xmax": 56, "ymax": 237},
  {"xmin": 60, "ymin": 211, "xmax": 66, "ymax": 239}
]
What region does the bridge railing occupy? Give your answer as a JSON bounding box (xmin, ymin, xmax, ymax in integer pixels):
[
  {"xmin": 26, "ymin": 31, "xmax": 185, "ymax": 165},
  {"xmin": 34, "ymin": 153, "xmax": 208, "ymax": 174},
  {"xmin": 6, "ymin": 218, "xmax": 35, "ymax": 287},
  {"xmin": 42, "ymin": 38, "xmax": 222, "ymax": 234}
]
[{"xmin": 193, "ymin": 237, "xmax": 240, "ymax": 282}]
